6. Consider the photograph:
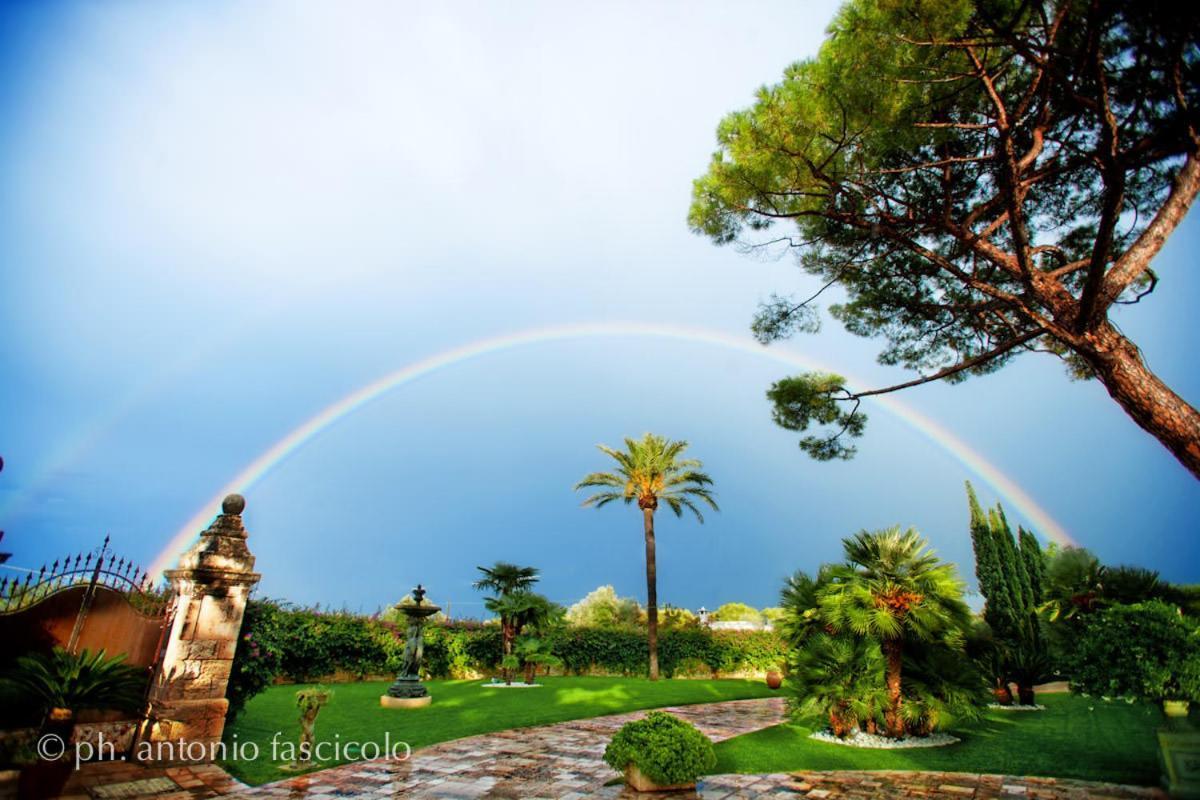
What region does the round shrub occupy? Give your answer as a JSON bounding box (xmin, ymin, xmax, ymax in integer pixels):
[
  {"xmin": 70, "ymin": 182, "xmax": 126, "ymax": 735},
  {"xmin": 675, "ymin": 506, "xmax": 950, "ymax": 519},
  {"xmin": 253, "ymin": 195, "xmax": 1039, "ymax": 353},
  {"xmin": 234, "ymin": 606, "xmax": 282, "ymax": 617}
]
[
  {"xmin": 603, "ymin": 711, "xmax": 716, "ymax": 786},
  {"xmin": 1069, "ymin": 601, "xmax": 1200, "ymax": 703}
]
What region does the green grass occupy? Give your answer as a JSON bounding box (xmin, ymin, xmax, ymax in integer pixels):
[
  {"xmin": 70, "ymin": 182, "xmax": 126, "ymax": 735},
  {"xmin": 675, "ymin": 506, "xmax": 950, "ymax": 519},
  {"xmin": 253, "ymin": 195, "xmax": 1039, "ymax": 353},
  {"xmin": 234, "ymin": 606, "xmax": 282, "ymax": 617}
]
[
  {"xmin": 222, "ymin": 676, "xmax": 774, "ymax": 785},
  {"xmin": 712, "ymin": 693, "xmax": 1165, "ymax": 787}
]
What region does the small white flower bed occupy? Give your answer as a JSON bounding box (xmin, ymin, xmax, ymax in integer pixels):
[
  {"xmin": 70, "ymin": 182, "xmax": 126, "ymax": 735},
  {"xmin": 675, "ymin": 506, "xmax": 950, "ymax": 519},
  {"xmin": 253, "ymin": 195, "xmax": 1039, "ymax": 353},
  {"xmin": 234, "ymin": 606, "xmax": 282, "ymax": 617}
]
[
  {"xmin": 987, "ymin": 703, "xmax": 1045, "ymax": 711},
  {"xmin": 809, "ymin": 729, "xmax": 959, "ymax": 749},
  {"xmin": 482, "ymin": 681, "xmax": 543, "ymax": 688}
]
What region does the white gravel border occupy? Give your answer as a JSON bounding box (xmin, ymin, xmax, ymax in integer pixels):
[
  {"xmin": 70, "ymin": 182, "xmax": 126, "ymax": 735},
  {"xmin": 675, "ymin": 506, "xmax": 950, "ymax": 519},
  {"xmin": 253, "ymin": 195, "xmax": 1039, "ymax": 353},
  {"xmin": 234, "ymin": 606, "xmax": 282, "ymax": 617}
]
[
  {"xmin": 809, "ymin": 729, "xmax": 960, "ymax": 749},
  {"xmin": 987, "ymin": 703, "xmax": 1045, "ymax": 711},
  {"xmin": 481, "ymin": 681, "xmax": 544, "ymax": 688}
]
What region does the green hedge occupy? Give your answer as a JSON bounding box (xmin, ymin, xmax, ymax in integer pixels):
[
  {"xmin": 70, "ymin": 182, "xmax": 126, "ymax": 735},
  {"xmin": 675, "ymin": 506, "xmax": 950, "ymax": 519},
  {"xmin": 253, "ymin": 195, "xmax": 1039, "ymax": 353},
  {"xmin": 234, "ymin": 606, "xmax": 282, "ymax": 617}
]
[{"xmin": 228, "ymin": 600, "xmax": 785, "ymax": 719}]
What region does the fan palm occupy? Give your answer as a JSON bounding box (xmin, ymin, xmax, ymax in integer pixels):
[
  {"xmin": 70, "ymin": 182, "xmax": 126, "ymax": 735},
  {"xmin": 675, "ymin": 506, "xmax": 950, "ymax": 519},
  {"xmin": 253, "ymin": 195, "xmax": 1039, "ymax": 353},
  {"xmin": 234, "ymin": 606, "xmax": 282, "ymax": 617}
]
[
  {"xmin": 1040, "ymin": 547, "xmax": 1105, "ymax": 622},
  {"xmin": 574, "ymin": 433, "xmax": 718, "ymax": 680},
  {"xmin": 474, "ymin": 562, "xmax": 540, "ymax": 664},
  {"xmin": 788, "ymin": 632, "xmax": 884, "ymax": 737},
  {"xmin": 513, "ymin": 636, "xmax": 564, "ymax": 685},
  {"xmin": 483, "ymin": 591, "xmax": 559, "ymax": 682},
  {"xmin": 779, "ymin": 565, "xmax": 837, "ymax": 648},
  {"xmin": 473, "ymin": 562, "xmax": 540, "ymax": 597},
  {"xmin": 818, "ymin": 527, "xmax": 971, "ymax": 738}
]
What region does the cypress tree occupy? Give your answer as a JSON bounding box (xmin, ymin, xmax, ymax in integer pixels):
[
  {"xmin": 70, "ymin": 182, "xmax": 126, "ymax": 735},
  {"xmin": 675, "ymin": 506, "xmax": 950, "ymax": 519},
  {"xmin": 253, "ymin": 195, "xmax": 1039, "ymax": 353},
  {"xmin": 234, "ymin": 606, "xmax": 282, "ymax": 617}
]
[
  {"xmin": 1018, "ymin": 527, "xmax": 1045, "ymax": 606},
  {"xmin": 967, "ymin": 485, "xmax": 1051, "ymax": 704},
  {"xmin": 967, "ymin": 483, "xmax": 1003, "ymax": 626},
  {"xmin": 995, "ymin": 505, "xmax": 1036, "ymax": 633},
  {"xmin": 987, "ymin": 507, "xmax": 1021, "ymax": 639}
]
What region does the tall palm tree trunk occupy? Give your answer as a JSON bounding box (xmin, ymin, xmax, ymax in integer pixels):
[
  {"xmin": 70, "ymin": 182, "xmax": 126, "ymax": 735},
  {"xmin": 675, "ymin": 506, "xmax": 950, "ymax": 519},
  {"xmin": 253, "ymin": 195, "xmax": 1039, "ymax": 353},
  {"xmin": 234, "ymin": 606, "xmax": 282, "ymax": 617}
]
[
  {"xmin": 642, "ymin": 503, "xmax": 660, "ymax": 681},
  {"xmin": 882, "ymin": 639, "xmax": 905, "ymax": 738}
]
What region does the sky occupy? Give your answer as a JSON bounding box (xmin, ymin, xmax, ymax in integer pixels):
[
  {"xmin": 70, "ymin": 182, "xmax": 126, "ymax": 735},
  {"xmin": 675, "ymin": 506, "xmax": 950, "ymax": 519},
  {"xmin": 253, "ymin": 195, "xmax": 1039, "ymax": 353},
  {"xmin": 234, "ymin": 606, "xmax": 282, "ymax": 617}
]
[{"xmin": 1, "ymin": 0, "xmax": 1197, "ymax": 617}]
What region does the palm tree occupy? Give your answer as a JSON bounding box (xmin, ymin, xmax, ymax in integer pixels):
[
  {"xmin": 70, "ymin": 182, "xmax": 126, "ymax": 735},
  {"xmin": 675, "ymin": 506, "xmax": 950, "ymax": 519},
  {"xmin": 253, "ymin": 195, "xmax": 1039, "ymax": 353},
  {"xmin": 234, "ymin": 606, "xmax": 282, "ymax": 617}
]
[
  {"xmin": 473, "ymin": 561, "xmax": 540, "ymax": 597},
  {"xmin": 818, "ymin": 527, "xmax": 970, "ymax": 738},
  {"xmin": 789, "ymin": 632, "xmax": 884, "ymax": 738},
  {"xmin": 474, "ymin": 562, "xmax": 540, "ymax": 670},
  {"xmin": 485, "ymin": 592, "xmax": 560, "ymax": 683},
  {"xmin": 574, "ymin": 433, "xmax": 718, "ymax": 680}
]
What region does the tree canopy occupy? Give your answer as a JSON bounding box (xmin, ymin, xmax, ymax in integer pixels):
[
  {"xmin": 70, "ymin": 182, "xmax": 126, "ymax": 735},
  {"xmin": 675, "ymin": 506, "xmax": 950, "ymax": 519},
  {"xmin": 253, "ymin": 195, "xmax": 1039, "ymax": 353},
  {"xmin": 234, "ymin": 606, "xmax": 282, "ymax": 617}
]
[{"xmin": 690, "ymin": 0, "xmax": 1200, "ymax": 476}]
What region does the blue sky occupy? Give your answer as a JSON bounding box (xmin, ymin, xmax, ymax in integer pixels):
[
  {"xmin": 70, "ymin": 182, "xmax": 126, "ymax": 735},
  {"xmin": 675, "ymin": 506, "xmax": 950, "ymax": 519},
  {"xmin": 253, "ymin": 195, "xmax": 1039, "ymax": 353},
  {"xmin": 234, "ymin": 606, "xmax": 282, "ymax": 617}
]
[{"xmin": 1, "ymin": 0, "xmax": 1197, "ymax": 616}]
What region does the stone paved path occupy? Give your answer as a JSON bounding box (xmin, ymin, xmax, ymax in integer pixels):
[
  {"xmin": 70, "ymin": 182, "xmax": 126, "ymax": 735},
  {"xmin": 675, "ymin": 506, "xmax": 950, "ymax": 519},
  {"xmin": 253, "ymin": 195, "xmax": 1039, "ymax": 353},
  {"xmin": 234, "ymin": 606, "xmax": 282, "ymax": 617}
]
[
  {"xmin": 15, "ymin": 761, "xmax": 248, "ymax": 800},
  {"xmin": 228, "ymin": 698, "xmax": 1165, "ymax": 799},
  {"xmin": 674, "ymin": 771, "xmax": 1165, "ymax": 799},
  {"xmin": 233, "ymin": 698, "xmax": 788, "ymax": 799}
]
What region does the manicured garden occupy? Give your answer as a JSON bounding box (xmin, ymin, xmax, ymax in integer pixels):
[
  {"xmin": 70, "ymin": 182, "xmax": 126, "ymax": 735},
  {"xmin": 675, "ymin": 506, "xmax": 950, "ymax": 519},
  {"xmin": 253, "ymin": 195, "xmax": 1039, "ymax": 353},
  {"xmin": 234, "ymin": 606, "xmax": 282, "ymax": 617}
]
[
  {"xmin": 712, "ymin": 692, "xmax": 1165, "ymax": 787},
  {"xmin": 222, "ymin": 676, "xmax": 774, "ymax": 785}
]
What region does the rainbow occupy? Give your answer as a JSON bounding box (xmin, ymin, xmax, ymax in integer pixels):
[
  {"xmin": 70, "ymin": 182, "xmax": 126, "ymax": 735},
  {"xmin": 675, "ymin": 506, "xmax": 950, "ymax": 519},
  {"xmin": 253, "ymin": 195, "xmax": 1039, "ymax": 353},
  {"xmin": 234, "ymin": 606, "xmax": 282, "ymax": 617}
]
[{"xmin": 147, "ymin": 322, "xmax": 1075, "ymax": 578}]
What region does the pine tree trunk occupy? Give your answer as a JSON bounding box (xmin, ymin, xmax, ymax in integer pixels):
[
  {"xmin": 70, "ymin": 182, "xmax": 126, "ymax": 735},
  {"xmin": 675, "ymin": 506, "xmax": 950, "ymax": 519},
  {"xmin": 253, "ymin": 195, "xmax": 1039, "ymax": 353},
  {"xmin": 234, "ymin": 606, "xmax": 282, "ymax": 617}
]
[
  {"xmin": 1076, "ymin": 321, "xmax": 1200, "ymax": 479},
  {"xmin": 643, "ymin": 504, "xmax": 660, "ymax": 681},
  {"xmin": 882, "ymin": 639, "xmax": 905, "ymax": 738}
]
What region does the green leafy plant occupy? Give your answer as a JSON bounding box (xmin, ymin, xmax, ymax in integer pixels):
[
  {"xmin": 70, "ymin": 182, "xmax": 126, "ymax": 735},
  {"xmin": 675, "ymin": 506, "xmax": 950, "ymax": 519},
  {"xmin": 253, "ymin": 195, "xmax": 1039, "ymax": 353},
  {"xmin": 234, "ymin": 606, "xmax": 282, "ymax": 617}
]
[
  {"xmin": 1, "ymin": 648, "xmax": 145, "ymax": 720},
  {"xmin": 788, "ymin": 632, "xmax": 884, "ymax": 737},
  {"xmin": 1069, "ymin": 601, "xmax": 1200, "ymax": 704},
  {"xmin": 513, "ymin": 637, "xmax": 563, "ymax": 685},
  {"xmin": 711, "ymin": 602, "xmax": 764, "ymax": 625},
  {"xmin": 565, "ymin": 585, "xmax": 642, "ymax": 629},
  {"xmin": 294, "ymin": 686, "xmax": 332, "ymax": 764},
  {"xmin": 818, "ymin": 528, "xmax": 973, "ymax": 738},
  {"xmin": 604, "ymin": 711, "xmax": 716, "ymax": 786},
  {"xmin": 473, "ymin": 562, "xmax": 541, "ymax": 672}
]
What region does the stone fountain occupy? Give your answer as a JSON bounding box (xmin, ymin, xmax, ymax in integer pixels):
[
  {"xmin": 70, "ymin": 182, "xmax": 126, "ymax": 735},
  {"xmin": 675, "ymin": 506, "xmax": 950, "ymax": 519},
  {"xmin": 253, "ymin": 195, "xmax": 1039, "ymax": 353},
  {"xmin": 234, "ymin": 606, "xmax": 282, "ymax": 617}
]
[{"xmin": 380, "ymin": 584, "xmax": 440, "ymax": 709}]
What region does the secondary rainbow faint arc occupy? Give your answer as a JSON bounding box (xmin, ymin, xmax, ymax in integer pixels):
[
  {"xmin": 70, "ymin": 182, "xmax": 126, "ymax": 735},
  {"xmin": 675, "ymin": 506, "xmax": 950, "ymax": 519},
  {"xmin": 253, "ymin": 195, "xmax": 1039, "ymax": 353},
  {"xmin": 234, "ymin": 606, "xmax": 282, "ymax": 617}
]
[{"xmin": 147, "ymin": 321, "xmax": 1075, "ymax": 579}]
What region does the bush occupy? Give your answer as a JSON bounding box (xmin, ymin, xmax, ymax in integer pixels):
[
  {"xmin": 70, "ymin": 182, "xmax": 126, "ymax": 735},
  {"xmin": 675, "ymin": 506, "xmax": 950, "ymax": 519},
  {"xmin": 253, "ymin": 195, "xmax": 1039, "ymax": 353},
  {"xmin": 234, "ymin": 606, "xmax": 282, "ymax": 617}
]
[
  {"xmin": 564, "ymin": 586, "xmax": 642, "ymax": 628},
  {"xmin": 603, "ymin": 711, "xmax": 715, "ymax": 785},
  {"xmin": 1069, "ymin": 601, "xmax": 1200, "ymax": 703},
  {"xmin": 711, "ymin": 602, "xmax": 763, "ymax": 624}
]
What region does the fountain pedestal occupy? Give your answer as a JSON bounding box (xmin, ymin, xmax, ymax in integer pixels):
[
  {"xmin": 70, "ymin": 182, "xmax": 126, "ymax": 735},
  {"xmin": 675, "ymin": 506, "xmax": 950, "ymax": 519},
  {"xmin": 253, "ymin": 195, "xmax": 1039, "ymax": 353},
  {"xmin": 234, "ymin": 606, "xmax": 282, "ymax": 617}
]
[{"xmin": 381, "ymin": 585, "xmax": 440, "ymax": 709}]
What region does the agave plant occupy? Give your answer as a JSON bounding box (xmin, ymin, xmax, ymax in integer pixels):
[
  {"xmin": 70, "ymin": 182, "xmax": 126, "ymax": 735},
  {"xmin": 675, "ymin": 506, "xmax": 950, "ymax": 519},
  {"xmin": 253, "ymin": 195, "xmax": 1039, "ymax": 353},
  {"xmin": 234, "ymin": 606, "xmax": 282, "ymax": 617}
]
[{"xmin": 1, "ymin": 648, "xmax": 146, "ymax": 724}]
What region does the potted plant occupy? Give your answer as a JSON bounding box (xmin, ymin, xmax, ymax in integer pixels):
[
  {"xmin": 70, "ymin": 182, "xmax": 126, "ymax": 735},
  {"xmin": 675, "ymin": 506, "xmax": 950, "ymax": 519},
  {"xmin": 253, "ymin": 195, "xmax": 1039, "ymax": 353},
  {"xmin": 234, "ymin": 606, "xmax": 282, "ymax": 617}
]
[
  {"xmin": 603, "ymin": 711, "xmax": 715, "ymax": 792},
  {"xmin": 296, "ymin": 686, "xmax": 331, "ymax": 765},
  {"xmin": 1, "ymin": 648, "xmax": 145, "ymax": 799}
]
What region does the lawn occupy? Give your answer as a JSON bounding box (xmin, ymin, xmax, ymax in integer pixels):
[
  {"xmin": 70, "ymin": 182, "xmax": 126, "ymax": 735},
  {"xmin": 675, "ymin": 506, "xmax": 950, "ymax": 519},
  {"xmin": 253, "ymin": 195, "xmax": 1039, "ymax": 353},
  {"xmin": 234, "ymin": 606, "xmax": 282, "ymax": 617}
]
[
  {"xmin": 222, "ymin": 676, "xmax": 775, "ymax": 785},
  {"xmin": 712, "ymin": 693, "xmax": 1165, "ymax": 787}
]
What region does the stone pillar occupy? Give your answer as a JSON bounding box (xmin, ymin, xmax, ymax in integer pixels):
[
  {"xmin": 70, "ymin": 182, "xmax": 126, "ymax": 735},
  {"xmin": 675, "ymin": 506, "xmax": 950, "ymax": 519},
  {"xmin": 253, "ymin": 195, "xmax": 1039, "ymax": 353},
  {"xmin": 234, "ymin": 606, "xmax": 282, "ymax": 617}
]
[{"xmin": 143, "ymin": 494, "xmax": 260, "ymax": 762}]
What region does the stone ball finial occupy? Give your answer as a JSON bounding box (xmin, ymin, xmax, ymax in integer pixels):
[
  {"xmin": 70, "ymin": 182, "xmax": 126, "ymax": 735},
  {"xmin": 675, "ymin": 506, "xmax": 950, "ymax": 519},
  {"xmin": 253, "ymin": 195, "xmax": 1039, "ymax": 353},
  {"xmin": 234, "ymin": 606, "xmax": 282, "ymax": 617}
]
[{"xmin": 222, "ymin": 494, "xmax": 246, "ymax": 515}]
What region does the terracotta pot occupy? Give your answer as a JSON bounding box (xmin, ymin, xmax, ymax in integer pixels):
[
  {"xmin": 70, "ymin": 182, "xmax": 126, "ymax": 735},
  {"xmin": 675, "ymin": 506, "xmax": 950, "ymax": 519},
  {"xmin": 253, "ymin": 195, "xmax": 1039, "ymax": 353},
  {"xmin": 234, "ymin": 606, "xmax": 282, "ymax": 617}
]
[
  {"xmin": 992, "ymin": 686, "xmax": 1013, "ymax": 705},
  {"xmin": 624, "ymin": 764, "xmax": 695, "ymax": 792},
  {"xmin": 766, "ymin": 671, "xmax": 783, "ymax": 690}
]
